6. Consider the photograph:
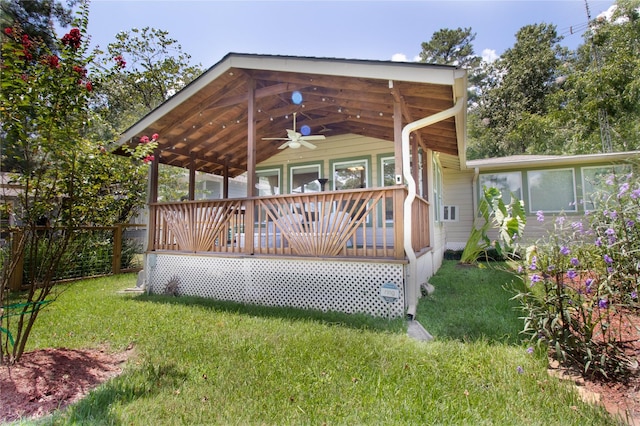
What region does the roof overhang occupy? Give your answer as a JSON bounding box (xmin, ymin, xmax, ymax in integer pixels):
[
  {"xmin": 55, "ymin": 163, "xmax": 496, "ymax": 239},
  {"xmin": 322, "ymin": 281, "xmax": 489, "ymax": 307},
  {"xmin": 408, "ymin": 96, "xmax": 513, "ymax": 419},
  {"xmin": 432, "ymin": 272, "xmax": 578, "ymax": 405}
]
[
  {"xmin": 467, "ymin": 151, "xmax": 640, "ymax": 172},
  {"xmin": 115, "ymin": 53, "xmax": 468, "ymax": 176}
]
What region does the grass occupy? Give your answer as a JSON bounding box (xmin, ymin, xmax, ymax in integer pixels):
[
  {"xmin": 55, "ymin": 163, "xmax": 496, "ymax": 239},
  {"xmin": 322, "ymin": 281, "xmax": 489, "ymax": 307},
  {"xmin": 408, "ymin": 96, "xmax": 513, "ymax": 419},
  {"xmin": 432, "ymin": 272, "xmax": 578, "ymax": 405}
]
[
  {"xmin": 8, "ymin": 261, "xmax": 617, "ymax": 425},
  {"xmin": 417, "ymin": 260, "xmax": 524, "ymax": 344}
]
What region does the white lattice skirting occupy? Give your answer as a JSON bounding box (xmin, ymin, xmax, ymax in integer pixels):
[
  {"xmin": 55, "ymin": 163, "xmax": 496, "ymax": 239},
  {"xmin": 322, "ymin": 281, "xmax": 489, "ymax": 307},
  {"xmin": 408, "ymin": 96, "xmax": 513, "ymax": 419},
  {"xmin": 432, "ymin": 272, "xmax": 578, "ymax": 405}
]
[{"xmin": 145, "ymin": 253, "xmax": 406, "ymax": 318}]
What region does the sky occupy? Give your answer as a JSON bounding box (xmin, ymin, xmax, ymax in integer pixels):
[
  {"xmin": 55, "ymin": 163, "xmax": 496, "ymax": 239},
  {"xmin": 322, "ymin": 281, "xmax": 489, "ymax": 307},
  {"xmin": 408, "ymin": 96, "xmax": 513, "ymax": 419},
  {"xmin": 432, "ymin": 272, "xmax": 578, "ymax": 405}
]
[{"xmin": 86, "ymin": 0, "xmax": 616, "ymax": 68}]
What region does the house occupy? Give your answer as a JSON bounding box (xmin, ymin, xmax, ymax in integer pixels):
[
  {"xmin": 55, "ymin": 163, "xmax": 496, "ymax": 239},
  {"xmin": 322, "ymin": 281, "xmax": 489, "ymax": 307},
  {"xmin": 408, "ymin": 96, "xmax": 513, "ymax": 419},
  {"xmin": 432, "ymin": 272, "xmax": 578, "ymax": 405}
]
[
  {"xmin": 443, "ymin": 151, "xmax": 640, "ymax": 251},
  {"xmin": 114, "ymin": 53, "xmax": 467, "ymax": 318}
]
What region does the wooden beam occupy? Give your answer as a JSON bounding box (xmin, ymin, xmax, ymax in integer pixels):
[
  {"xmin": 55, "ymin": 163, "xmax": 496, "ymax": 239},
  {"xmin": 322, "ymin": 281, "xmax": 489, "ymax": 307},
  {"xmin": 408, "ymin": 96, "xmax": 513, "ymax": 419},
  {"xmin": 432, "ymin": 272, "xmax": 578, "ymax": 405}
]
[
  {"xmin": 247, "ymin": 77, "xmax": 257, "ymax": 197},
  {"xmin": 393, "ymin": 97, "xmax": 403, "ymax": 181},
  {"xmin": 223, "ymin": 158, "xmax": 229, "ymax": 199},
  {"xmin": 391, "ymin": 84, "xmax": 428, "ymax": 153},
  {"xmin": 188, "ymin": 152, "xmax": 196, "ymax": 200},
  {"xmin": 149, "ymin": 148, "xmax": 160, "ymax": 204}
]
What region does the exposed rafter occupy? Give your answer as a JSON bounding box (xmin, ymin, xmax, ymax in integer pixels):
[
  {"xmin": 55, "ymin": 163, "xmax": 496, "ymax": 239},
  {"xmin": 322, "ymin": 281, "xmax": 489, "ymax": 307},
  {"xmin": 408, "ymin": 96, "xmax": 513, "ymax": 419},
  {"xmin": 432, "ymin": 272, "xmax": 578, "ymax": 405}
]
[{"xmin": 114, "ymin": 54, "xmax": 463, "ymax": 176}]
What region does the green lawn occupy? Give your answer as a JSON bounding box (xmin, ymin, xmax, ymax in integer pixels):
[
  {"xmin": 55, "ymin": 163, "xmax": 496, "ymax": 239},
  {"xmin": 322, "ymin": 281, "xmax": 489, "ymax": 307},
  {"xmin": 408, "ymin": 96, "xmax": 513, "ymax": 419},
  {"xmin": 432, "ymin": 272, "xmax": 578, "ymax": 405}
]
[{"xmin": 11, "ymin": 260, "xmax": 617, "ymax": 425}]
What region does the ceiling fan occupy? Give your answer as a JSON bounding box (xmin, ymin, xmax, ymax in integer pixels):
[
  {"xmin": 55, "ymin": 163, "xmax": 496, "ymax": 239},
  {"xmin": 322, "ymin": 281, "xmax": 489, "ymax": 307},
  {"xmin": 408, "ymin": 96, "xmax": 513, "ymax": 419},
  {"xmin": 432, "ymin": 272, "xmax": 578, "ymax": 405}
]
[{"xmin": 262, "ymin": 112, "xmax": 325, "ymax": 150}]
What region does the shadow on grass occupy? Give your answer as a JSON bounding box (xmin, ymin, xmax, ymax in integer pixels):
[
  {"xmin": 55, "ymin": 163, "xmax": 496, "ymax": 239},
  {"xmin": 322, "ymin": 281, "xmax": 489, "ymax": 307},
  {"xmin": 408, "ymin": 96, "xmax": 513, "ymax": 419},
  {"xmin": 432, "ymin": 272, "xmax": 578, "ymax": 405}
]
[
  {"xmin": 47, "ymin": 362, "xmax": 188, "ymax": 425},
  {"xmin": 132, "ymin": 292, "xmax": 407, "ymax": 334},
  {"xmin": 416, "ymin": 260, "xmax": 526, "ymax": 346}
]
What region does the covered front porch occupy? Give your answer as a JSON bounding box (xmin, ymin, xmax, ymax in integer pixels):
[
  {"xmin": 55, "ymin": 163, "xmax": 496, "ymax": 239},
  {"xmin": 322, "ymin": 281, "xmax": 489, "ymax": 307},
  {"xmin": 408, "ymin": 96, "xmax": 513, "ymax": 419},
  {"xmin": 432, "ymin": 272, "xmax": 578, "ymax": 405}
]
[{"xmin": 115, "ymin": 54, "xmax": 467, "ymax": 317}]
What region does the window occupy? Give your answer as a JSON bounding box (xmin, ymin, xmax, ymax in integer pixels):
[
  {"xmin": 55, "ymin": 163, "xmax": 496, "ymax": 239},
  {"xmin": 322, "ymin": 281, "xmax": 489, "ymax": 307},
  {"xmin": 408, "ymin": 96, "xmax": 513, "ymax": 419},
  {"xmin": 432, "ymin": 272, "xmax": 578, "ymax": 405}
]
[
  {"xmin": 442, "ymin": 205, "xmax": 458, "ymax": 222},
  {"xmin": 256, "ymin": 168, "xmax": 281, "ymax": 196},
  {"xmin": 290, "ymin": 164, "xmax": 321, "ymax": 193},
  {"xmin": 479, "ymin": 172, "xmax": 522, "ymax": 204},
  {"xmin": 582, "ymin": 164, "xmax": 632, "ymax": 209},
  {"xmin": 381, "ymin": 156, "xmax": 396, "ymax": 188},
  {"xmin": 528, "ymin": 169, "xmax": 577, "ymax": 213},
  {"xmin": 333, "ymin": 159, "xmax": 368, "ymax": 190},
  {"xmin": 380, "ymin": 154, "xmax": 422, "ymax": 192}
]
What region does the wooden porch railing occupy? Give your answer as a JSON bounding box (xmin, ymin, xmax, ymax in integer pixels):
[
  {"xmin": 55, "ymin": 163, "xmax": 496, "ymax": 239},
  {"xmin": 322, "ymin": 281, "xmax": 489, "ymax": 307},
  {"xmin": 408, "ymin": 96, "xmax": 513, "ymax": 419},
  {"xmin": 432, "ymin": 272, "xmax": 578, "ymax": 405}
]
[
  {"xmin": 149, "ymin": 187, "xmax": 430, "ymax": 260},
  {"xmin": 411, "ymin": 195, "xmax": 430, "ymax": 253}
]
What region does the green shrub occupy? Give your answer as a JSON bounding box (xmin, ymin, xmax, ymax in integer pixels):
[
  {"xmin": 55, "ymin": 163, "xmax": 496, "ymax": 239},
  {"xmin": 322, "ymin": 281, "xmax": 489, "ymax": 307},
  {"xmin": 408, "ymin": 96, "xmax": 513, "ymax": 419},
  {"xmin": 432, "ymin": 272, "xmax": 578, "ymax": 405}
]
[
  {"xmin": 460, "ymin": 186, "xmax": 526, "ymax": 264},
  {"xmin": 513, "ymin": 168, "xmax": 639, "ymax": 380}
]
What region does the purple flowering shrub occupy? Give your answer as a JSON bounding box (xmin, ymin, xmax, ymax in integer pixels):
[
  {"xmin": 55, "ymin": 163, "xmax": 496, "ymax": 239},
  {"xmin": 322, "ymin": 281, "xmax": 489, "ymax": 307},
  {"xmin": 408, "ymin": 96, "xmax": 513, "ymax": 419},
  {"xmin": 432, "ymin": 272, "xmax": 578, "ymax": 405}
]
[{"xmin": 514, "ymin": 168, "xmax": 639, "ymax": 380}]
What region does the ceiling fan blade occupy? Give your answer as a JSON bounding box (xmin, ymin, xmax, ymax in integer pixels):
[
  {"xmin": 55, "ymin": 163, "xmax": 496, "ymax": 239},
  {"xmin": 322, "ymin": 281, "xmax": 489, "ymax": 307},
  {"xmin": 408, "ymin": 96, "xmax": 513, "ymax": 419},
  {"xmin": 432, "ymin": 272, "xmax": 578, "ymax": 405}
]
[
  {"xmin": 264, "ymin": 113, "xmax": 320, "ymax": 150},
  {"xmin": 299, "ymin": 140, "xmax": 317, "ymax": 150},
  {"xmin": 300, "ymin": 135, "xmax": 325, "ymax": 141}
]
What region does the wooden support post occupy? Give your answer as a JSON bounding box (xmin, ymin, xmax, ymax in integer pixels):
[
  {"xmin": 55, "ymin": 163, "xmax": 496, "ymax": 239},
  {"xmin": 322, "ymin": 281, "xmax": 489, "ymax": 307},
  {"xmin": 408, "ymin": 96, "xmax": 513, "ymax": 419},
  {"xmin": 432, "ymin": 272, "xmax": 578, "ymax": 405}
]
[
  {"xmin": 393, "ymin": 99, "xmax": 403, "ymax": 181},
  {"xmin": 188, "ymin": 152, "xmax": 196, "ymax": 200},
  {"xmin": 149, "ymin": 148, "xmax": 159, "ymax": 204},
  {"xmin": 411, "ymin": 139, "xmax": 419, "ymax": 189},
  {"xmin": 245, "ymin": 78, "xmax": 257, "ymax": 252},
  {"xmin": 145, "ymin": 150, "xmax": 160, "ymax": 253},
  {"xmin": 223, "ymin": 159, "xmax": 229, "ymax": 199},
  {"xmin": 393, "ymin": 188, "xmax": 405, "ymax": 260},
  {"xmin": 8, "ymin": 230, "xmax": 24, "ymax": 291},
  {"xmin": 112, "ymin": 224, "xmax": 122, "ymax": 275}
]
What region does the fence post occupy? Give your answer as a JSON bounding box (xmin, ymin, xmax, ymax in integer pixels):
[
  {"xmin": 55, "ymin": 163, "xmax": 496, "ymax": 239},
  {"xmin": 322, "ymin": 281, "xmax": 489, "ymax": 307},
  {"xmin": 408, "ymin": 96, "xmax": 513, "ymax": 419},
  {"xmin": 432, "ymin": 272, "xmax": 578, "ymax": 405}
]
[
  {"xmin": 9, "ymin": 229, "xmax": 24, "ymax": 291},
  {"xmin": 112, "ymin": 224, "xmax": 122, "ymax": 275}
]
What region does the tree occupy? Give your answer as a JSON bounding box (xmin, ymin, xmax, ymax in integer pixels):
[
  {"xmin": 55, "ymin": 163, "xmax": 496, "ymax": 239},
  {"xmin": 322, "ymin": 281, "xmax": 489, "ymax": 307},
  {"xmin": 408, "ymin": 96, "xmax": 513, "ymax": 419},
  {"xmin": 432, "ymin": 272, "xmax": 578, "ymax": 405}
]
[
  {"xmin": 87, "ymin": 27, "xmax": 204, "ymax": 210},
  {"xmin": 0, "ymin": 3, "xmax": 154, "ymax": 363},
  {"xmin": 419, "ymin": 27, "xmax": 483, "ymax": 106},
  {"xmin": 419, "ymin": 27, "xmax": 481, "ymax": 69},
  {"xmin": 92, "ymin": 27, "xmax": 202, "ymax": 138},
  {"xmin": 468, "ymin": 23, "xmax": 567, "ymax": 158},
  {"xmin": 0, "ymin": 0, "xmax": 76, "ymax": 50},
  {"xmin": 552, "ymin": 0, "xmax": 640, "ymax": 153}
]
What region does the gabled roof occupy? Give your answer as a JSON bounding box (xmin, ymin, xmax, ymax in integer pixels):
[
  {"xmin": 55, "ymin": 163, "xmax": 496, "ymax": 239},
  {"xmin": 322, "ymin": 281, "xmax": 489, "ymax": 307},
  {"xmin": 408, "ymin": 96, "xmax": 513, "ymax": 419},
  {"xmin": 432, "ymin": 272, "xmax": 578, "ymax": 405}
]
[{"xmin": 115, "ymin": 53, "xmax": 467, "ymax": 177}]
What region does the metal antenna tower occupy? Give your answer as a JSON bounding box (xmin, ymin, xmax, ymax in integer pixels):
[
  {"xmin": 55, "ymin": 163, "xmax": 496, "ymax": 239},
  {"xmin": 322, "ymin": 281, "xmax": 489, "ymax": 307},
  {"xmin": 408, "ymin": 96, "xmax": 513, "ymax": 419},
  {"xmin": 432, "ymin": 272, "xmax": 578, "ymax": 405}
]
[{"xmin": 585, "ymin": 0, "xmax": 613, "ymax": 152}]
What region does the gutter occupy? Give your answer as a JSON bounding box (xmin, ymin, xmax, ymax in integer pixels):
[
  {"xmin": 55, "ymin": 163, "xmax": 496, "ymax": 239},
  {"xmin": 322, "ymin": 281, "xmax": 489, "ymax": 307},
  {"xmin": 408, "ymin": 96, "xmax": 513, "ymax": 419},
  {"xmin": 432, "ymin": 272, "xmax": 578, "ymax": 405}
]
[{"xmin": 402, "ymin": 95, "xmax": 465, "ymax": 319}]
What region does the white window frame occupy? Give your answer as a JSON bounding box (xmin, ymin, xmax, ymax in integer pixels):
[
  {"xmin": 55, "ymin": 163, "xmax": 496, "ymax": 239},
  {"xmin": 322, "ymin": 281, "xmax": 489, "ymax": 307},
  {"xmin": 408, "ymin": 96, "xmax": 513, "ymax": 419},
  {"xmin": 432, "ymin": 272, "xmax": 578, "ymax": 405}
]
[
  {"xmin": 441, "ymin": 205, "xmax": 458, "ymax": 222},
  {"xmin": 582, "ymin": 164, "xmax": 632, "ymax": 210},
  {"xmin": 527, "ymin": 168, "xmax": 577, "ymax": 213},
  {"xmin": 332, "ymin": 159, "xmax": 368, "ymax": 190},
  {"xmin": 479, "ymin": 172, "xmax": 522, "ymax": 205},
  {"xmin": 289, "ymin": 164, "xmax": 321, "ymax": 194},
  {"xmin": 256, "ymin": 168, "xmax": 281, "ymax": 196}
]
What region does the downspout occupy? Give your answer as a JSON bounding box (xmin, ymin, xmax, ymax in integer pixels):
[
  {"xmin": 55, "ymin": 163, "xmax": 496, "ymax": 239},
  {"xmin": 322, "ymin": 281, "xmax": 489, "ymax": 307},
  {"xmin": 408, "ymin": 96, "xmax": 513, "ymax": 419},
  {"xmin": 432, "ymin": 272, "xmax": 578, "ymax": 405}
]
[
  {"xmin": 472, "ymin": 167, "xmax": 479, "ymax": 224},
  {"xmin": 403, "ymin": 96, "xmax": 464, "ymax": 319}
]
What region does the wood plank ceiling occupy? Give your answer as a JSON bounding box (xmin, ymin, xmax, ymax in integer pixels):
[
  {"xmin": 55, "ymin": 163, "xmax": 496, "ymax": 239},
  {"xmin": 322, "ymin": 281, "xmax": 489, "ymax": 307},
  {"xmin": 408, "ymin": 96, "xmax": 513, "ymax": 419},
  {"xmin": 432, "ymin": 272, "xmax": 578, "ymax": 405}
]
[{"xmin": 118, "ymin": 63, "xmax": 459, "ymax": 178}]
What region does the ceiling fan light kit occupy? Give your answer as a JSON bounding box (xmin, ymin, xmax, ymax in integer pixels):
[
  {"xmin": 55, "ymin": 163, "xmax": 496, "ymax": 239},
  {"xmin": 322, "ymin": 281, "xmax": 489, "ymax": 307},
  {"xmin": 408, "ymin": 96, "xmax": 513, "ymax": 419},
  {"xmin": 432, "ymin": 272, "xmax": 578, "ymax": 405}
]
[{"xmin": 262, "ymin": 112, "xmax": 325, "ymax": 150}]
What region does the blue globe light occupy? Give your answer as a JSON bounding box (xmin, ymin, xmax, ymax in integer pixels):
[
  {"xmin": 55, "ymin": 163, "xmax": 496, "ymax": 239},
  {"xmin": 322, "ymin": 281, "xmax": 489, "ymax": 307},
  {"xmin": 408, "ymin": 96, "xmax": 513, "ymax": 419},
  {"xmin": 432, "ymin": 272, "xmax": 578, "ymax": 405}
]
[
  {"xmin": 300, "ymin": 125, "xmax": 311, "ymax": 136},
  {"xmin": 291, "ymin": 91, "xmax": 303, "ymax": 105}
]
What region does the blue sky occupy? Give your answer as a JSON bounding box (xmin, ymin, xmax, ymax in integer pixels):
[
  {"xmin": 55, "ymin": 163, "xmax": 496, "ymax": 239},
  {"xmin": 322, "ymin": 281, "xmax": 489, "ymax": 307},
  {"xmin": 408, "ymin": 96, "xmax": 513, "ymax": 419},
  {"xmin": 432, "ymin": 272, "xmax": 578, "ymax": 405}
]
[{"xmin": 86, "ymin": 0, "xmax": 615, "ymax": 68}]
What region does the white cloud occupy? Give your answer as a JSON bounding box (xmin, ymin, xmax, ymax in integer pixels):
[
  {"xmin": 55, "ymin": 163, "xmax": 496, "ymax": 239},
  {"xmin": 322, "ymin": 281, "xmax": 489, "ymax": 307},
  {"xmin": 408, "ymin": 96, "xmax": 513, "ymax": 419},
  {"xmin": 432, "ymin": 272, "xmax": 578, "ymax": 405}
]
[
  {"xmin": 391, "ymin": 53, "xmax": 408, "ymax": 62},
  {"xmin": 481, "ymin": 48, "xmax": 498, "ymax": 63},
  {"xmin": 391, "ymin": 53, "xmax": 422, "ymax": 62},
  {"xmin": 597, "ymin": 4, "xmax": 617, "ymax": 21},
  {"xmin": 596, "ymin": 4, "xmax": 639, "ymax": 25}
]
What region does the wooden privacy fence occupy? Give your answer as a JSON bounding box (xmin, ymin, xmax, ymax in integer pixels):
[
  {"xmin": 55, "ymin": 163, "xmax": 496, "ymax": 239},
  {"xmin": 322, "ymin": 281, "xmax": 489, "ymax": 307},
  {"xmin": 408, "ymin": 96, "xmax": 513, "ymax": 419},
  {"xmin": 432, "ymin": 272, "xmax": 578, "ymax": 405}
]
[{"xmin": 4, "ymin": 224, "xmax": 146, "ymax": 291}]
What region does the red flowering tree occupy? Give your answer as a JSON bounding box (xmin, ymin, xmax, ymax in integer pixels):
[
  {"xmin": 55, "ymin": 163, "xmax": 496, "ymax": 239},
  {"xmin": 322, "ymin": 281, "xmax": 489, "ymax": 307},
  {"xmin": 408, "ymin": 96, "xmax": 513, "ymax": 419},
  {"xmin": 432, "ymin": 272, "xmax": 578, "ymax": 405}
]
[{"xmin": 0, "ymin": 4, "xmax": 152, "ymax": 364}]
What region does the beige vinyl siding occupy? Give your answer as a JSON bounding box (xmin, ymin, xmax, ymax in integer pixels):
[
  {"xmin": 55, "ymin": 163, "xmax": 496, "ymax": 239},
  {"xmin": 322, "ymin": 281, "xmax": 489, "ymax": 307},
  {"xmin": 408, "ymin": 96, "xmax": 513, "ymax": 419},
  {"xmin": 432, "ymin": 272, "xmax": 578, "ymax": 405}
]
[
  {"xmin": 258, "ymin": 134, "xmax": 395, "ymax": 190},
  {"xmin": 443, "ymin": 168, "xmax": 475, "ymax": 250}
]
